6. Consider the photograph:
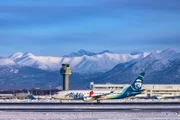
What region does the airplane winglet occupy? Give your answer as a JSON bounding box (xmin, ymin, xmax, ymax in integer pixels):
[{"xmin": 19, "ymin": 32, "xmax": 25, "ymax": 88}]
[{"xmin": 139, "ymin": 72, "xmax": 145, "ymax": 78}]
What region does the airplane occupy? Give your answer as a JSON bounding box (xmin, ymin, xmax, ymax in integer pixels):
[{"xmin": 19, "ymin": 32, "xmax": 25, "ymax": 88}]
[
  {"xmin": 27, "ymin": 91, "xmax": 52, "ymax": 100},
  {"xmin": 27, "ymin": 91, "xmax": 36, "ymax": 100},
  {"xmin": 52, "ymin": 72, "xmax": 145, "ymax": 103},
  {"xmin": 0, "ymin": 92, "xmax": 37, "ymax": 100}
]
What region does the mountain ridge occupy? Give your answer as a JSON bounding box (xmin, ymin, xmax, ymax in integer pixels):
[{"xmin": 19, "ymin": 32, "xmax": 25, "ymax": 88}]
[
  {"xmin": 93, "ymin": 48, "xmax": 180, "ymax": 85},
  {"xmin": 0, "ymin": 49, "xmax": 150, "ymax": 73},
  {"xmin": 63, "ymin": 49, "xmax": 114, "ymax": 57},
  {"xmin": 0, "ymin": 48, "xmax": 179, "ymax": 89}
]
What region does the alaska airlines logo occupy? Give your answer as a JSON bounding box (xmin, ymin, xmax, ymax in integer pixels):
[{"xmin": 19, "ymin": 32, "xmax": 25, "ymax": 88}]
[
  {"xmin": 134, "ymin": 79, "xmax": 142, "ymax": 89},
  {"xmin": 67, "ymin": 92, "xmax": 84, "ymax": 99}
]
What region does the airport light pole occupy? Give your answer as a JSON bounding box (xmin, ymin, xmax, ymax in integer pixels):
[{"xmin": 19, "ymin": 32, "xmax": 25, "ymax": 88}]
[
  {"xmin": 35, "ymin": 88, "xmax": 40, "ymax": 99},
  {"xmin": 49, "ymin": 85, "xmax": 51, "ymax": 98}
]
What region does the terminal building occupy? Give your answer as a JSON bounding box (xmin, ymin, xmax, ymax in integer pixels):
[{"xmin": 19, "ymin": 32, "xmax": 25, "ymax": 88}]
[{"xmin": 90, "ymin": 82, "xmax": 180, "ymax": 99}]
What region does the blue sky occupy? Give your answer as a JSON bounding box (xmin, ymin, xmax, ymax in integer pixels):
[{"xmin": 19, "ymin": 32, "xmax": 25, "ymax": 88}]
[{"xmin": 0, "ymin": 0, "xmax": 180, "ymax": 56}]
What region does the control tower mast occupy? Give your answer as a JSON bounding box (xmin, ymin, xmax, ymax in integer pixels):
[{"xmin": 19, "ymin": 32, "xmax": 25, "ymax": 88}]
[{"xmin": 60, "ymin": 64, "xmax": 72, "ymax": 90}]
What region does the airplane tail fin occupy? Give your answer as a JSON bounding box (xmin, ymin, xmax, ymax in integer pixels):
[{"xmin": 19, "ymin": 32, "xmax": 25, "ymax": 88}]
[
  {"xmin": 118, "ymin": 73, "xmax": 145, "ymax": 98},
  {"xmin": 27, "ymin": 91, "xmax": 35, "ymax": 100},
  {"xmin": 130, "ymin": 72, "xmax": 145, "ymax": 91}
]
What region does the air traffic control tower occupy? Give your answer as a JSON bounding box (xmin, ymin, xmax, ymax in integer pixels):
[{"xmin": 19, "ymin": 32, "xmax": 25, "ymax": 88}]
[{"xmin": 60, "ymin": 64, "xmax": 72, "ymax": 90}]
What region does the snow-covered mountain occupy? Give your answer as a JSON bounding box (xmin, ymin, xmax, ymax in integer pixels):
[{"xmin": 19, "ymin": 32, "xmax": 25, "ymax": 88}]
[
  {"xmin": 0, "ymin": 48, "xmax": 179, "ymax": 89},
  {"xmin": 97, "ymin": 50, "xmax": 113, "ymax": 54},
  {"xmin": 0, "ymin": 50, "xmax": 150, "ymax": 73},
  {"xmin": 63, "ymin": 49, "xmax": 97, "ymax": 57},
  {"xmin": 94, "ymin": 48, "xmax": 180, "ymax": 84},
  {"xmin": 64, "ymin": 49, "xmax": 113, "ymax": 57}
]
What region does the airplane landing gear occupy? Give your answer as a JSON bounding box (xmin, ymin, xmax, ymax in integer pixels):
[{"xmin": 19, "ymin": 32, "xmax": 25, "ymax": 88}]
[
  {"xmin": 59, "ymin": 100, "xmax": 62, "ymax": 103},
  {"xmin": 97, "ymin": 100, "xmax": 100, "ymax": 104}
]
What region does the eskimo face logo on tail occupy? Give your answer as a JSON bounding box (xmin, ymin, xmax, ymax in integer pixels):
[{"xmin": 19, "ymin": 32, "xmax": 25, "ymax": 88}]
[{"xmin": 134, "ymin": 79, "xmax": 142, "ymax": 89}]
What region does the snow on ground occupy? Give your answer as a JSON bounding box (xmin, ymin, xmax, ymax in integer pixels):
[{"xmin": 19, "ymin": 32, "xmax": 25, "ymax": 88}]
[
  {"xmin": 0, "ymin": 112, "xmax": 178, "ymax": 120},
  {"xmin": 0, "ymin": 98, "xmax": 180, "ymax": 103}
]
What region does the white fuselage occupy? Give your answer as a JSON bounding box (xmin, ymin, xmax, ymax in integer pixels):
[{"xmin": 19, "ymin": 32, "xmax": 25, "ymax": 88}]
[{"xmin": 52, "ymin": 90, "xmax": 122, "ymax": 100}]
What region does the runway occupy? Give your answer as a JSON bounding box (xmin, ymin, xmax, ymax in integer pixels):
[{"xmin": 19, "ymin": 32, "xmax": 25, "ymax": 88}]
[
  {"xmin": 0, "ymin": 102, "xmax": 180, "ymax": 112},
  {"xmin": 0, "ymin": 101, "xmax": 180, "ymax": 105},
  {"xmin": 0, "ymin": 108, "xmax": 180, "ymax": 112}
]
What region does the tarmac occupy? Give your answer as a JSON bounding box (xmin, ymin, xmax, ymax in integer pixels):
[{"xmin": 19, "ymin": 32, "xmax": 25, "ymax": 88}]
[
  {"xmin": 0, "ymin": 102, "xmax": 179, "ymax": 112},
  {"xmin": 0, "ymin": 111, "xmax": 179, "ymax": 120},
  {"xmin": 0, "ymin": 101, "xmax": 179, "ymax": 119}
]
